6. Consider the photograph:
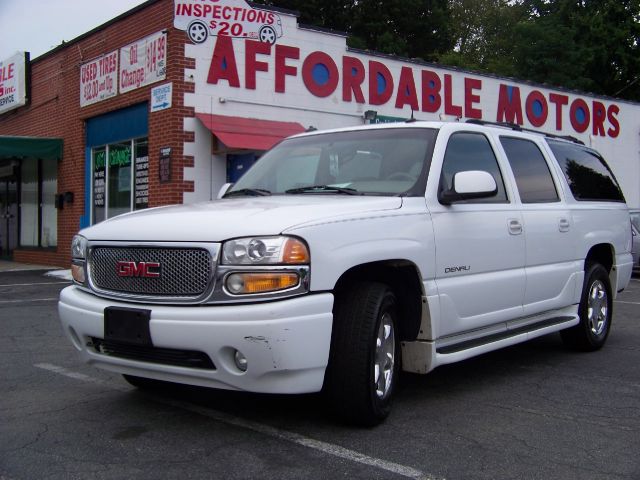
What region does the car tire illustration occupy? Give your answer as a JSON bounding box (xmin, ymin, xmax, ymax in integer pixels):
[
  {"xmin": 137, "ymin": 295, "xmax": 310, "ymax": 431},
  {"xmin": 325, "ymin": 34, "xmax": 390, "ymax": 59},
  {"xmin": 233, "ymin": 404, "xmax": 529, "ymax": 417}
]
[
  {"xmin": 187, "ymin": 20, "xmax": 209, "ymax": 44},
  {"xmin": 259, "ymin": 25, "xmax": 277, "ymax": 44}
]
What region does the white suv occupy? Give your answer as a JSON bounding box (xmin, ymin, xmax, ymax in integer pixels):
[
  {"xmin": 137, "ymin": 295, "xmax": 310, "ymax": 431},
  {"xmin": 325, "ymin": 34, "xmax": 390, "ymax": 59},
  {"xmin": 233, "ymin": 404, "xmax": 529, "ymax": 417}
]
[{"xmin": 59, "ymin": 120, "xmax": 634, "ymax": 425}]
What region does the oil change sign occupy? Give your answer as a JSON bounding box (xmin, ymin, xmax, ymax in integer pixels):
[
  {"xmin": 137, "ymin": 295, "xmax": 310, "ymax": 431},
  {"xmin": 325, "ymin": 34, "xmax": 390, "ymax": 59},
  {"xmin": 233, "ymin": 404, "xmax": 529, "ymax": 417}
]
[
  {"xmin": 80, "ymin": 50, "xmax": 118, "ymax": 107},
  {"xmin": 0, "ymin": 52, "xmax": 28, "ymax": 115},
  {"xmin": 120, "ymin": 31, "xmax": 167, "ymax": 94}
]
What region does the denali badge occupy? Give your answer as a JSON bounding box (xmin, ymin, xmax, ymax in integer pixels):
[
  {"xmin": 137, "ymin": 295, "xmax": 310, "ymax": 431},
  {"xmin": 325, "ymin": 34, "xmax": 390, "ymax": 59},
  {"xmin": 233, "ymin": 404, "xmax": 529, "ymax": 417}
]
[
  {"xmin": 445, "ymin": 265, "xmax": 471, "ymax": 274},
  {"xmin": 116, "ymin": 261, "xmax": 161, "ymax": 278}
]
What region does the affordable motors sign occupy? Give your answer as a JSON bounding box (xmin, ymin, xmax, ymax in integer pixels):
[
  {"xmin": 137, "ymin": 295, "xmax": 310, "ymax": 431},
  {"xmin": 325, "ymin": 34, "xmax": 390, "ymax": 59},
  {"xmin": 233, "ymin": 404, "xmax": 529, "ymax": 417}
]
[
  {"xmin": 205, "ymin": 35, "xmax": 623, "ymax": 139},
  {"xmin": 0, "ymin": 52, "xmax": 28, "ymax": 115}
]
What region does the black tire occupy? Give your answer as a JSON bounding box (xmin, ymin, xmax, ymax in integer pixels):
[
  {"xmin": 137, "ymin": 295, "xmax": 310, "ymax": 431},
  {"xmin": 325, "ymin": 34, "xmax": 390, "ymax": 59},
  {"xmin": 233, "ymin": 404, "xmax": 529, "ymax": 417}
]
[
  {"xmin": 324, "ymin": 282, "xmax": 400, "ymax": 426},
  {"xmin": 561, "ymin": 263, "xmax": 612, "ymax": 351},
  {"xmin": 122, "ymin": 374, "xmax": 166, "ymax": 390}
]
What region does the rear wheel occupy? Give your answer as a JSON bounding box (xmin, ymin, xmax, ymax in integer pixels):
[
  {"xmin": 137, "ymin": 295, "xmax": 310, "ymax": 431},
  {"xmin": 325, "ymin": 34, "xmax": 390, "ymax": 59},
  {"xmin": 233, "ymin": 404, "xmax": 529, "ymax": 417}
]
[
  {"xmin": 325, "ymin": 282, "xmax": 400, "ymax": 426},
  {"xmin": 561, "ymin": 263, "xmax": 612, "ymax": 351}
]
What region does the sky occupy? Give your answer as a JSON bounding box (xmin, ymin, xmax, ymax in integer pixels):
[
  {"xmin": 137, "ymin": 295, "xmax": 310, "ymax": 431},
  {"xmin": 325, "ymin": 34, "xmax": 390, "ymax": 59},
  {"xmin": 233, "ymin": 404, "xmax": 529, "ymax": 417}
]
[{"xmin": 0, "ymin": 0, "xmax": 149, "ymax": 61}]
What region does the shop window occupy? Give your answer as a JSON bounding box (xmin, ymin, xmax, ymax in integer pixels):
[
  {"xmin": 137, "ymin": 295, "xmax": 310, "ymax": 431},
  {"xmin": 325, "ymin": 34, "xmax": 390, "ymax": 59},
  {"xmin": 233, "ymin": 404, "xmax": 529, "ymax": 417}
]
[
  {"xmin": 19, "ymin": 157, "xmax": 58, "ymax": 248},
  {"xmin": 91, "ymin": 138, "xmax": 148, "ymax": 224},
  {"xmin": 20, "ymin": 158, "xmax": 38, "ymax": 246},
  {"xmin": 42, "ymin": 159, "xmax": 58, "ymax": 246}
]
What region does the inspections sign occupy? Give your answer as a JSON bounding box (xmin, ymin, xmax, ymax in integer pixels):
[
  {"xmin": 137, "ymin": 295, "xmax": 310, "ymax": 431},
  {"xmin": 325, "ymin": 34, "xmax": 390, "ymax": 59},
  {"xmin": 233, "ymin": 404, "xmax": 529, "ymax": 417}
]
[{"xmin": 0, "ymin": 52, "xmax": 28, "ymax": 115}]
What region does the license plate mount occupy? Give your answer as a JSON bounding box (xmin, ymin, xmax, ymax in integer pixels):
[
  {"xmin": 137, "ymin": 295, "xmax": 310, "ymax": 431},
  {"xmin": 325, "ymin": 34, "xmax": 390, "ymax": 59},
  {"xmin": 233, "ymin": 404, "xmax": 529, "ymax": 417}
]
[{"xmin": 104, "ymin": 307, "xmax": 152, "ymax": 346}]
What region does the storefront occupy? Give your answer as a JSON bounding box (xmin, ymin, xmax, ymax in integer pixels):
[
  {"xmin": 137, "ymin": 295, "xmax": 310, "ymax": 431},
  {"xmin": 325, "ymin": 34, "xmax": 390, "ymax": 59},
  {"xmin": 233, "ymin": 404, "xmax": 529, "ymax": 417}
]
[
  {"xmin": 1, "ymin": 0, "xmax": 640, "ymax": 266},
  {"xmin": 0, "ymin": 137, "xmax": 62, "ymax": 258}
]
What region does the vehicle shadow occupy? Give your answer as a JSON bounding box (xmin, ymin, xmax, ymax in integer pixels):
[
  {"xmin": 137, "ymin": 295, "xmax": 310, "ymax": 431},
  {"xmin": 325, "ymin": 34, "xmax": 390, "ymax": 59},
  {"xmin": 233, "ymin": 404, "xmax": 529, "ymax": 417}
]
[{"xmin": 125, "ymin": 332, "xmax": 581, "ymax": 429}]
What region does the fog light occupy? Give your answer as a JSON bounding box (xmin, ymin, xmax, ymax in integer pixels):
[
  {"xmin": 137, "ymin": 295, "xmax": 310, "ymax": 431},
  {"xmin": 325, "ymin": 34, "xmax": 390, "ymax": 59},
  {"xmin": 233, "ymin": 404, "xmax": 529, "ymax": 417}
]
[
  {"xmin": 71, "ymin": 264, "xmax": 85, "ymax": 284},
  {"xmin": 225, "ymin": 272, "xmax": 299, "ymax": 294},
  {"xmin": 234, "ymin": 350, "xmax": 248, "ymax": 372}
]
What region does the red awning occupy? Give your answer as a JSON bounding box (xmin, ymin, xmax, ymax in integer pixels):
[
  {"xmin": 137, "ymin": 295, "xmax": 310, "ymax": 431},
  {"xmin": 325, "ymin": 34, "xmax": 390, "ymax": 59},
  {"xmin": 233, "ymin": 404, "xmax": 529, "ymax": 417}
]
[{"xmin": 195, "ymin": 113, "xmax": 306, "ymax": 151}]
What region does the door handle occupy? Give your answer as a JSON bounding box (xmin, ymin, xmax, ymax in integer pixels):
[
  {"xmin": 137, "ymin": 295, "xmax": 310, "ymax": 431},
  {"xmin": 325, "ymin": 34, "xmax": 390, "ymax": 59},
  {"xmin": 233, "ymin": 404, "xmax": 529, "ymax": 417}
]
[
  {"xmin": 559, "ymin": 218, "xmax": 570, "ymax": 232},
  {"xmin": 508, "ymin": 219, "xmax": 523, "ymax": 235}
]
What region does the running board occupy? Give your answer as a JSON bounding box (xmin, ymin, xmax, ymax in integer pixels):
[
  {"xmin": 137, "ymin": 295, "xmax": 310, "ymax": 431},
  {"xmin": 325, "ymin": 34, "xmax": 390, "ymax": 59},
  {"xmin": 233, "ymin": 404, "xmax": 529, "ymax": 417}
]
[{"xmin": 436, "ymin": 316, "xmax": 575, "ymax": 354}]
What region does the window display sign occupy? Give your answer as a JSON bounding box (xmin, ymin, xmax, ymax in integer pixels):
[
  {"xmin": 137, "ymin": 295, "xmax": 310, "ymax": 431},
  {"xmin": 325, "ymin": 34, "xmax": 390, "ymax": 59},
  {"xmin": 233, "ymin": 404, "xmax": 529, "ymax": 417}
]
[
  {"xmin": 80, "ymin": 50, "xmax": 118, "ymax": 107},
  {"xmin": 93, "ymin": 150, "xmax": 106, "ymax": 210},
  {"xmin": 120, "ymin": 31, "xmax": 167, "ymax": 94},
  {"xmin": 135, "ymin": 155, "xmax": 149, "ymax": 208},
  {"xmin": 159, "ymin": 147, "xmax": 171, "ymax": 183},
  {"xmin": 0, "ymin": 52, "xmax": 29, "ymax": 115}
]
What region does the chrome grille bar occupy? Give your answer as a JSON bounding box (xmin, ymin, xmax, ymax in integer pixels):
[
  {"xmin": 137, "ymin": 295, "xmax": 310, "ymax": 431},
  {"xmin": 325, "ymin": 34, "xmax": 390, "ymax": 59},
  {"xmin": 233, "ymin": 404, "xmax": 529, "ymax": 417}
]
[{"xmin": 86, "ymin": 242, "xmax": 219, "ymax": 303}]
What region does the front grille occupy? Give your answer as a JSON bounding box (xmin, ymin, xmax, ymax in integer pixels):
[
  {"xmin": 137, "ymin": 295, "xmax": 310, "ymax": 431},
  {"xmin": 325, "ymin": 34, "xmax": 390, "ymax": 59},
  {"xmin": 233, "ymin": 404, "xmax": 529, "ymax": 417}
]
[
  {"xmin": 89, "ymin": 246, "xmax": 212, "ymax": 297},
  {"xmin": 91, "ymin": 338, "xmax": 216, "ymax": 370}
]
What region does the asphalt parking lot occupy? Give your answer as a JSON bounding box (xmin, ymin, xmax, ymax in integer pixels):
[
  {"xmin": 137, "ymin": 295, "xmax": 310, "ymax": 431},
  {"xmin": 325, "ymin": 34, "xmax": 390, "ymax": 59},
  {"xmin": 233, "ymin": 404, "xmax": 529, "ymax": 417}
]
[{"xmin": 1, "ymin": 269, "xmax": 639, "ymax": 480}]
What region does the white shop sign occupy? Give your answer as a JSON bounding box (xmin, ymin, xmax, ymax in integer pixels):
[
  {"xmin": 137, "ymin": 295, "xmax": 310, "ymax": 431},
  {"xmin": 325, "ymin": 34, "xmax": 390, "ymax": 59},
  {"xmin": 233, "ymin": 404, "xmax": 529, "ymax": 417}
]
[
  {"xmin": 150, "ymin": 82, "xmax": 172, "ymax": 112},
  {"xmin": 79, "ymin": 50, "xmax": 118, "ymax": 107},
  {"xmin": 0, "ymin": 52, "xmax": 28, "ymax": 114},
  {"xmin": 120, "ymin": 31, "xmax": 167, "ymax": 94}
]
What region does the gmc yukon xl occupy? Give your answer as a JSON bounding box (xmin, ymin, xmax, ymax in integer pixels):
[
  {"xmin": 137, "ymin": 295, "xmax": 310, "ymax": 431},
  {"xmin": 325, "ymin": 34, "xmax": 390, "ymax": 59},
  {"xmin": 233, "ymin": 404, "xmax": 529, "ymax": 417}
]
[{"xmin": 59, "ymin": 120, "xmax": 634, "ymax": 425}]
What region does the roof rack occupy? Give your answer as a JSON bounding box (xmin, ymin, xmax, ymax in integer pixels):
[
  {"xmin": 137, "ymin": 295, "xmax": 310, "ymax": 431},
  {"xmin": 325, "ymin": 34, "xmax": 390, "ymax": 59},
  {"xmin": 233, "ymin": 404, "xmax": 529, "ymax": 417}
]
[{"xmin": 465, "ymin": 119, "xmax": 584, "ymax": 145}]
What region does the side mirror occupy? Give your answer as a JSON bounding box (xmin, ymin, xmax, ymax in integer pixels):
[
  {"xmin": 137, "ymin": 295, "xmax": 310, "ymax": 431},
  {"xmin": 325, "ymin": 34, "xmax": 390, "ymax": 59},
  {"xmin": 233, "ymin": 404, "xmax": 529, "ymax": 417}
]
[
  {"xmin": 217, "ymin": 183, "xmax": 233, "ymax": 199},
  {"xmin": 439, "ymin": 170, "xmax": 497, "ymax": 205}
]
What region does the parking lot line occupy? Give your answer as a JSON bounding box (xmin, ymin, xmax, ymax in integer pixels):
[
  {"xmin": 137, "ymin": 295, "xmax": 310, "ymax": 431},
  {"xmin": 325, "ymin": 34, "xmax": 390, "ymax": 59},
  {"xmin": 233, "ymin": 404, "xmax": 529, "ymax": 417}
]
[
  {"xmin": 0, "ymin": 281, "xmax": 70, "ymax": 287},
  {"xmin": 34, "ymin": 363, "xmax": 439, "ymax": 480},
  {"xmin": 614, "ymin": 300, "xmax": 640, "ymax": 305},
  {"xmin": 0, "ymin": 298, "xmax": 59, "ymax": 304}
]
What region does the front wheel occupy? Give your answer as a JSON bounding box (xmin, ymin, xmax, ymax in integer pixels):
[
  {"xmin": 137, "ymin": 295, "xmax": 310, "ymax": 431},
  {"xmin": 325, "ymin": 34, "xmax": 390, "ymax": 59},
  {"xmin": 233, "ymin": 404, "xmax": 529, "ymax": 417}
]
[
  {"xmin": 324, "ymin": 282, "xmax": 400, "ymax": 426},
  {"xmin": 561, "ymin": 263, "xmax": 612, "ymax": 351}
]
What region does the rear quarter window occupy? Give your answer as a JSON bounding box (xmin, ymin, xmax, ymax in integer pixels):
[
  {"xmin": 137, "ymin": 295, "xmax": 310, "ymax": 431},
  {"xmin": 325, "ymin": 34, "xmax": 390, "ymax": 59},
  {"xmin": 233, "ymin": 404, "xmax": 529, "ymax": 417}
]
[{"xmin": 547, "ymin": 140, "xmax": 625, "ymax": 202}]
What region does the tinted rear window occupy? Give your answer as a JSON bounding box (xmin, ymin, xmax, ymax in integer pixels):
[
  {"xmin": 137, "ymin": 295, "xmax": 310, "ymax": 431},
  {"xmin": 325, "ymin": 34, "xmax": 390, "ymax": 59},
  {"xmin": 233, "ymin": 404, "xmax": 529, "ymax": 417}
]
[
  {"xmin": 547, "ymin": 140, "xmax": 624, "ymax": 202},
  {"xmin": 500, "ymin": 137, "xmax": 559, "ymax": 203}
]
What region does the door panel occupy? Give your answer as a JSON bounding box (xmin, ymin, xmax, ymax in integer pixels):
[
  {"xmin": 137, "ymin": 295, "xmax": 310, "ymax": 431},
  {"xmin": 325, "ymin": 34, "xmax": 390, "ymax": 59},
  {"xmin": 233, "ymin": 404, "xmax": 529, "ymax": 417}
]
[
  {"xmin": 227, "ymin": 153, "xmax": 257, "ymax": 183},
  {"xmin": 431, "ymin": 131, "xmax": 525, "ymax": 338},
  {"xmin": 497, "ymin": 136, "xmax": 578, "ymax": 316},
  {"xmin": 522, "ymin": 207, "xmax": 578, "ymax": 315},
  {"xmin": 432, "ymin": 207, "xmax": 526, "ymax": 337}
]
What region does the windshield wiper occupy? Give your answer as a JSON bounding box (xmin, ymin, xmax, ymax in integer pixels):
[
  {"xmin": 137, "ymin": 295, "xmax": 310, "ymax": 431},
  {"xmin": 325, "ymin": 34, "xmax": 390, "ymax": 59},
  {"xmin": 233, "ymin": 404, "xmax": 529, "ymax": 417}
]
[
  {"xmin": 285, "ymin": 185, "xmax": 361, "ymax": 195},
  {"xmin": 224, "ymin": 188, "xmax": 272, "ymax": 197}
]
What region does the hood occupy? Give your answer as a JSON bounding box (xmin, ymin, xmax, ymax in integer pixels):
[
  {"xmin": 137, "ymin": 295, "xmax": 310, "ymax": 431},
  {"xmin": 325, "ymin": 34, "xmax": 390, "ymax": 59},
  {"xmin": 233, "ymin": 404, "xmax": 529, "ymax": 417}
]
[{"xmin": 81, "ymin": 196, "xmax": 403, "ymax": 242}]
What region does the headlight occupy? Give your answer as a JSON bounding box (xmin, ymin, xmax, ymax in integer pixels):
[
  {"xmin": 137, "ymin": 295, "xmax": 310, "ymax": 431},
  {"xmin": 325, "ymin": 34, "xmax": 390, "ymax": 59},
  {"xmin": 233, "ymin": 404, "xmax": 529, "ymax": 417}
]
[
  {"xmin": 222, "ymin": 236, "xmax": 309, "ymax": 265},
  {"xmin": 71, "ymin": 235, "xmax": 88, "ymax": 260},
  {"xmin": 70, "ymin": 235, "xmax": 88, "ymax": 284}
]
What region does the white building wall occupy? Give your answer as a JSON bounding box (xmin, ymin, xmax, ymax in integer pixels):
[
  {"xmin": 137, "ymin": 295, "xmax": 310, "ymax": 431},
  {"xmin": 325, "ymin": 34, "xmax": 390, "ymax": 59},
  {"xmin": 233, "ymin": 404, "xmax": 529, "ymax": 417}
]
[{"xmin": 179, "ymin": 6, "xmax": 640, "ymax": 207}]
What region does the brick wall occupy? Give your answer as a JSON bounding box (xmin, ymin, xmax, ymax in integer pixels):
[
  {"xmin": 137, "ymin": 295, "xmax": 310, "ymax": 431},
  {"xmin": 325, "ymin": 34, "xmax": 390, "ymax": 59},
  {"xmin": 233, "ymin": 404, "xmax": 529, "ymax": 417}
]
[{"xmin": 0, "ymin": 0, "xmax": 194, "ymax": 267}]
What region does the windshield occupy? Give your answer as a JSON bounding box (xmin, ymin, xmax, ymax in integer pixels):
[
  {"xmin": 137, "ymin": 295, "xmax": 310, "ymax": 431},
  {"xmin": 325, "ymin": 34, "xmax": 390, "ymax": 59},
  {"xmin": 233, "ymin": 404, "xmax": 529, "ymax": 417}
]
[{"xmin": 226, "ymin": 127, "xmax": 436, "ymax": 196}]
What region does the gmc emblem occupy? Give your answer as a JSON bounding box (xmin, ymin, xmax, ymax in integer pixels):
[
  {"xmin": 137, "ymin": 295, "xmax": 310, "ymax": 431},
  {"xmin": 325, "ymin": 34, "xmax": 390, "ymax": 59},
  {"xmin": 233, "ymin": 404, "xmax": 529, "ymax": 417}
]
[{"xmin": 116, "ymin": 261, "xmax": 161, "ymax": 278}]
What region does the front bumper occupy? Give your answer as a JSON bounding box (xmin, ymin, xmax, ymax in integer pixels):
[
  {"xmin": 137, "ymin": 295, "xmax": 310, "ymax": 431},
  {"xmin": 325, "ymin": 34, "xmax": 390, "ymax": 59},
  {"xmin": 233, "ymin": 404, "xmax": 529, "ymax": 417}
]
[{"xmin": 58, "ymin": 286, "xmax": 334, "ymax": 393}]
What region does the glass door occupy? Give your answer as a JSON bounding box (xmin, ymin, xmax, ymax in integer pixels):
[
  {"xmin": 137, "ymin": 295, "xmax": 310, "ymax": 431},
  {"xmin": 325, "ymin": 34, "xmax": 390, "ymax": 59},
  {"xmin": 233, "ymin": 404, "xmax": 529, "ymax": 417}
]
[{"xmin": 0, "ymin": 178, "xmax": 18, "ymax": 259}]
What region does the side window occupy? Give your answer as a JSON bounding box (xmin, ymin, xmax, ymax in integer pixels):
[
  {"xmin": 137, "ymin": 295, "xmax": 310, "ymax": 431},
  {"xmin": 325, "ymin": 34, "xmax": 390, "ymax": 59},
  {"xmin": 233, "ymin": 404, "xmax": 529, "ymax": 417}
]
[
  {"xmin": 547, "ymin": 140, "xmax": 625, "ymax": 202},
  {"xmin": 440, "ymin": 132, "xmax": 508, "ymax": 203},
  {"xmin": 500, "ymin": 137, "xmax": 559, "ymax": 203}
]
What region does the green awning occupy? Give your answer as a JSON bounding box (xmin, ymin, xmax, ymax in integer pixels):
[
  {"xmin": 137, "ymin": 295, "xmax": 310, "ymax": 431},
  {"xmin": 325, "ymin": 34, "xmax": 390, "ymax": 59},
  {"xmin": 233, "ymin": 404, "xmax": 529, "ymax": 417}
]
[{"xmin": 0, "ymin": 136, "xmax": 63, "ymax": 161}]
